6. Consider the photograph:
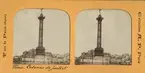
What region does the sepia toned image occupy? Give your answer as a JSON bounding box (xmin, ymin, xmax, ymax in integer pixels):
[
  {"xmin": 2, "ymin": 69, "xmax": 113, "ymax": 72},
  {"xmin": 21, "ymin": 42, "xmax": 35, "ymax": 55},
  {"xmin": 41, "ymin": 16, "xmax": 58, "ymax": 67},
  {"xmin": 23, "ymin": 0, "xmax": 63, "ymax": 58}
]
[
  {"xmin": 13, "ymin": 9, "xmax": 70, "ymax": 65},
  {"xmin": 75, "ymin": 9, "xmax": 132, "ymax": 65}
]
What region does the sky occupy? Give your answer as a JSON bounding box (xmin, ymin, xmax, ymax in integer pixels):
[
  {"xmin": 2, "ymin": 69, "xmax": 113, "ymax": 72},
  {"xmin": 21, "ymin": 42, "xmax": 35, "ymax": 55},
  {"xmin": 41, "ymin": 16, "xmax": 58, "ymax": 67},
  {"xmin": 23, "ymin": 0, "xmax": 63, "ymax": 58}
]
[
  {"xmin": 14, "ymin": 9, "xmax": 69, "ymax": 56},
  {"xmin": 75, "ymin": 10, "xmax": 131, "ymax": 57}
]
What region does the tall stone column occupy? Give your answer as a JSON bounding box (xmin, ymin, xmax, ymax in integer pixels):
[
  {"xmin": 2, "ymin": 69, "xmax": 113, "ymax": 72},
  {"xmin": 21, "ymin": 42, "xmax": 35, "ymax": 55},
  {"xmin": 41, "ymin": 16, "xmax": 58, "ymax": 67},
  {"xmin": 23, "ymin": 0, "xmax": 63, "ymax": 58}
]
[
  {"xmin": 94, "ymin": 10, "xmax": 104, "ymax": 56},
  {"xmin": 36, "ymin": 9, "xmax": 45, "ymax": 56},
  {"xmin": 38, "ymin": 13, "xmax": 45, "ymax": 47}
]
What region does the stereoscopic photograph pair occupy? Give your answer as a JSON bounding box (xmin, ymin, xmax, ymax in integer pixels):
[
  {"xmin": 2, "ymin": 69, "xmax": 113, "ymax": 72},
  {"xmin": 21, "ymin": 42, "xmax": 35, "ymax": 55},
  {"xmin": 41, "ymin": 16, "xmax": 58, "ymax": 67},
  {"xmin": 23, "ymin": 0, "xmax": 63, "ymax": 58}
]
[{"xmin": 13, "ymin": 9, "xmax": 131, "ymax": 65}]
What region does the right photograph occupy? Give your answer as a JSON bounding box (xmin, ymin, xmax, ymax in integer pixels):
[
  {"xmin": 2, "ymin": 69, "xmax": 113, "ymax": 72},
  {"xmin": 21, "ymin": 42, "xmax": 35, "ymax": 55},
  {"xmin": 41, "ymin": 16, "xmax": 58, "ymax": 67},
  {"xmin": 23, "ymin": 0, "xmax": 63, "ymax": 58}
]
[{"xmin": 75, "ymin": 9, "xmax": 132, "ymax": 65}]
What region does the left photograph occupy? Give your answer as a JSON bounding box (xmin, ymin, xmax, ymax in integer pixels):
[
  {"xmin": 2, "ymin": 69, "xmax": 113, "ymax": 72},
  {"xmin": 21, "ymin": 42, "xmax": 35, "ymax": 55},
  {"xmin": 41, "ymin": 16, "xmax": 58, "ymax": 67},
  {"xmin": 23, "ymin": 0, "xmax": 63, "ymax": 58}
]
[{"xmin": 13, "ymin": 9, "xmax": 70, "ymax": 65}]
